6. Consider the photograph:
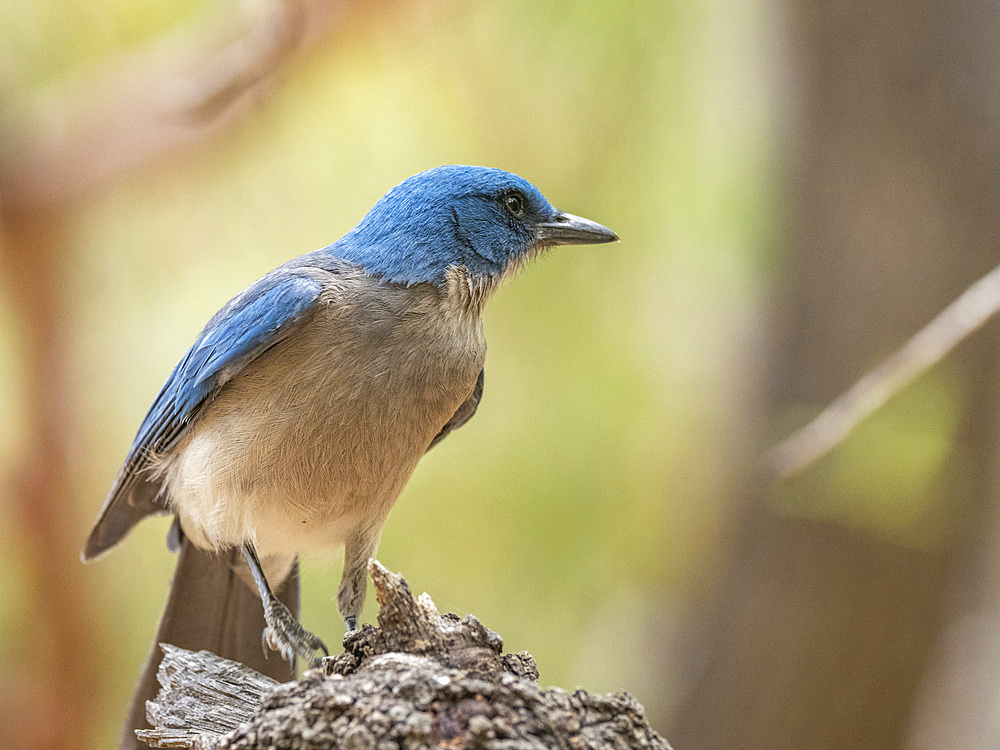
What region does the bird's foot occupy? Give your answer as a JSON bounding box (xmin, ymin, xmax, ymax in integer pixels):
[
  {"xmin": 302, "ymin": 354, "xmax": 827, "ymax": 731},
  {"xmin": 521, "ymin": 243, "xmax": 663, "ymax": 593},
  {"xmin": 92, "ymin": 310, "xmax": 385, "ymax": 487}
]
[
  {"xmin": 345, "ymin": 615, "xmax": 358, "ymax": 633},
  {"xmin": 262, "ymin": 598, "xmax": 328, "ymax": 668}
]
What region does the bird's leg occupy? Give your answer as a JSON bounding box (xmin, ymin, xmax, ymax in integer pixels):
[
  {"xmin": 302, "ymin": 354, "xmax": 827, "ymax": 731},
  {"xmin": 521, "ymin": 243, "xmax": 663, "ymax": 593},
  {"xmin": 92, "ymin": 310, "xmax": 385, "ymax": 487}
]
[
  {"xmin": 242, "ymin": 543, "xmax": 328, "ymax": 668},
  {"xmin": 337, "ymin": 528, "xmax": 381, "ymax": 632}
]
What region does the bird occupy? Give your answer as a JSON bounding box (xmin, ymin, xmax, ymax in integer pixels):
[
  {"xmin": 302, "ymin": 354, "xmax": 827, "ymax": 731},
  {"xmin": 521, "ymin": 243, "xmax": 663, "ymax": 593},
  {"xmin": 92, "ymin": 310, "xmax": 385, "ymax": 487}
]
[{"xmin": 82, "ymin": 165, "xmax": 617, "ymax": 747}]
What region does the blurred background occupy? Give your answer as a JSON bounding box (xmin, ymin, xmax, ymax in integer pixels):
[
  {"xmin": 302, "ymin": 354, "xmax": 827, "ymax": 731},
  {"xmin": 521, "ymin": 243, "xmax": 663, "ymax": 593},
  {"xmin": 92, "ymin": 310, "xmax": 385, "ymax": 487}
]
[{"xmin": 3, "ymin": 1, "xmax": 1000, "ymax": 748}]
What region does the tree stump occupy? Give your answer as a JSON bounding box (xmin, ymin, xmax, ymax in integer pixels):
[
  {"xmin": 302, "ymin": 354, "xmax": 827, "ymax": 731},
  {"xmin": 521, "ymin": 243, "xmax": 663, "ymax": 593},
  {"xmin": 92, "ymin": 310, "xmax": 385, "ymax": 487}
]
[{"xmin": 136, "ymin": 560, "xmax": 671, "ymax": 749}]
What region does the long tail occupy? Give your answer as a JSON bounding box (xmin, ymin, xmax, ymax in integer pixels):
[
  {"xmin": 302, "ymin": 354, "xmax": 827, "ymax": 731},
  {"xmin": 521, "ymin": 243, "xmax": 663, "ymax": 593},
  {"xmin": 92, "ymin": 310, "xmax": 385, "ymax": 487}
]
[{"xmin": 119, "ymin": 539, "xmax": 298, "ymax": 749}]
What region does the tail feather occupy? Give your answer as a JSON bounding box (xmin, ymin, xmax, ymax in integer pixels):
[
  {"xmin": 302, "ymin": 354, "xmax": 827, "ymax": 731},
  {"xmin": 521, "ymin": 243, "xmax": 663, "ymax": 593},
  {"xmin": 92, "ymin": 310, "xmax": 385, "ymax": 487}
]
[{"xmin": 119, "ymin": 539, "xmax": 298, "ymax": 750}]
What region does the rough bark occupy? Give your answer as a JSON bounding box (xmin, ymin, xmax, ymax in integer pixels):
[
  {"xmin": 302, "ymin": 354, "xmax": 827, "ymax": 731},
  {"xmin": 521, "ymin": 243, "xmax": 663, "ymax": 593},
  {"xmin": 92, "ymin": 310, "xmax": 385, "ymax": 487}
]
[{"xmin": 138, "ymin": 561, "xmax": 670, "ymax": 750}]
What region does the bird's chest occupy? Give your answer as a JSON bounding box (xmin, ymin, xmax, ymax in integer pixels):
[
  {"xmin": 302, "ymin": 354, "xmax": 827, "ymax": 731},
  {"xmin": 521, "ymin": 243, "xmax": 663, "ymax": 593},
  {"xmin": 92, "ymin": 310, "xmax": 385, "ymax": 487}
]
[
  {"xmin": 243, "ymin": 295, "xmax": 483, "ymax": 454},
  {"xmin": 185, "ymin": 290, "xmax": 477, "ymax": 471},
  {"xmin": 312, "ymin": 291, "xmax": 484, "ymax": 426},
  {"xmin": 166, "ymin": 283, "xmax": 485, "ymax": 553}
]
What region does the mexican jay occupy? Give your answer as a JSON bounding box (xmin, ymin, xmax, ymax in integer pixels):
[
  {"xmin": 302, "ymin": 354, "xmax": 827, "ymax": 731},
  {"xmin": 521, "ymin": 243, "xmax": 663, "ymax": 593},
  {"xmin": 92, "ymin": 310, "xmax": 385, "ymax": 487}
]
[{"xmin": 82, "ymin": 165, "xmax": 617, "ymax": 746}]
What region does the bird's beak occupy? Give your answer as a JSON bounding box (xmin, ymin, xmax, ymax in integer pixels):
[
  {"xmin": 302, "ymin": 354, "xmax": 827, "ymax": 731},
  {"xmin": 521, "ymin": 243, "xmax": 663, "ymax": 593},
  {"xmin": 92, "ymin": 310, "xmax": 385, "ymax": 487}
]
[{"xmin": 535, "ymin": 211, "xmax": 619, "ymax": 246}]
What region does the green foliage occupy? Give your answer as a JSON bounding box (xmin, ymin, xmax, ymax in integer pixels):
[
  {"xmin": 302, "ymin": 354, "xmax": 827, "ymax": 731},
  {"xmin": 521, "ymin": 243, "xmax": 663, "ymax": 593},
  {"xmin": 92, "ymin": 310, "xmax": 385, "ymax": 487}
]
[{"xmin": 769, "ymin": 368, "xmax": 964, "ymax": 551}]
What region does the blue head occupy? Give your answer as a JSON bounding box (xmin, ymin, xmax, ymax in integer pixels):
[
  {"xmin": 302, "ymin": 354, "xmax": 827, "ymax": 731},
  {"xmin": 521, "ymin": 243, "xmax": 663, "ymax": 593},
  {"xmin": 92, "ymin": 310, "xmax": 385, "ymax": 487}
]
[{"xmin": 331, "ymin": 165, "xmax": 617, "ymax": 288}]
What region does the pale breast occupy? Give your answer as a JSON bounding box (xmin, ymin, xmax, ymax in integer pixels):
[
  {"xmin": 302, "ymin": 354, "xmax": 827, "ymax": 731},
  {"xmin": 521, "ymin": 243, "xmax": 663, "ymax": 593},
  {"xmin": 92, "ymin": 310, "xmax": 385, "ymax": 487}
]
[{"xmin": 163, "ymin": 272, "xmax": 485, "ymax": 557}]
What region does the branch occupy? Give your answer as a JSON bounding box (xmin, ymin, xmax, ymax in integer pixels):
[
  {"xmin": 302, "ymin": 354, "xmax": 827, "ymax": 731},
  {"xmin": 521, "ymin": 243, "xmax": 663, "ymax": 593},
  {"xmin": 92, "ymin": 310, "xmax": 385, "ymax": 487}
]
[
  {"xmin": 137, "ymin": 561, "xmax": 671, "ymax": 750},
  {"xmin": 0, "ymin": 0, "xmax": 346, "ymax": 215},
  {"xmin": 761, "ymin": 262, "xmax": 1000, "ymax": 481}
]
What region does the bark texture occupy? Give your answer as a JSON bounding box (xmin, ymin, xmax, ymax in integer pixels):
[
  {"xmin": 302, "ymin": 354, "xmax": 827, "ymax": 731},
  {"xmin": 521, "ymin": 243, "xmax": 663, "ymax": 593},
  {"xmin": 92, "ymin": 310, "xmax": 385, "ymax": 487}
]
[{"xmin": 138, "ymin": 561, "xmax": 670, "ymax": 750}]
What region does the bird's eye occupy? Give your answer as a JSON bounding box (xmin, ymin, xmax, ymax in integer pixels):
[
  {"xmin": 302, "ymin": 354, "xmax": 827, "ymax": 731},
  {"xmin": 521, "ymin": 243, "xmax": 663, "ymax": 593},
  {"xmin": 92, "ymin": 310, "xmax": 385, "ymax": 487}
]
[{"xmin": 503, "ymin": 192, "xmax": 525, "ymax": 217}]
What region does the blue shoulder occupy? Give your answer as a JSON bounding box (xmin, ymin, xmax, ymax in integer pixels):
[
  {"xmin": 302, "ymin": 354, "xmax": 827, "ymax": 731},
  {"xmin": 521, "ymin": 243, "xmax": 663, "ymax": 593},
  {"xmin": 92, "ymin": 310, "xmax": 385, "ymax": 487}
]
[{"xmin": 126, "ymin": 270, "xmax": 325, "ymax": 466}]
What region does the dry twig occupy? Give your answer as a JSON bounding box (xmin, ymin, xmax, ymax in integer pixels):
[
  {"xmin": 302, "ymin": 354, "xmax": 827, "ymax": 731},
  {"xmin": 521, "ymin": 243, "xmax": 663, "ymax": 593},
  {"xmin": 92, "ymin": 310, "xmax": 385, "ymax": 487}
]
[{"xmin": 761, "ymin": 262, "xmax": 1000, "ymax": 481}]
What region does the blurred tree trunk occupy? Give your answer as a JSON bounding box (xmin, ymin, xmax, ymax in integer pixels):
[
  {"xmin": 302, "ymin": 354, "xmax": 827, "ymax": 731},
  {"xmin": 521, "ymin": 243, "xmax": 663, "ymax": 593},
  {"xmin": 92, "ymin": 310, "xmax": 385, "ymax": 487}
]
[
  {"xmin": 672, "ymin": 2, "xmax": 1000, "ymax": 748},
  {"xmin": 0, "ymin": 211, "xmax": 93, "ymax": 750},
  {"xmin": 0, "ymin": 5, "xmax": 346, "ymax": 748}
]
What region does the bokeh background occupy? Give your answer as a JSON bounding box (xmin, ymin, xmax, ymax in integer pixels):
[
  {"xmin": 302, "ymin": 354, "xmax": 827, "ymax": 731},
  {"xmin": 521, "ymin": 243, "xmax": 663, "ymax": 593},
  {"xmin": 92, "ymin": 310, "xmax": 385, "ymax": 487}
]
[{"xmin": 4, "ymin": 1, "xmax": 1000, "ymax": 748}]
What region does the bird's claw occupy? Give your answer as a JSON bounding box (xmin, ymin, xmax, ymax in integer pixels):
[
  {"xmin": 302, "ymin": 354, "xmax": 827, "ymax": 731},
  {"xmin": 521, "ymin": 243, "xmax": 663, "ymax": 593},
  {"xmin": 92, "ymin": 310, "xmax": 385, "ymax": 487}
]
[{"xmin": 262, "ymin": 598, "xmax": 328, "ymax": 668}]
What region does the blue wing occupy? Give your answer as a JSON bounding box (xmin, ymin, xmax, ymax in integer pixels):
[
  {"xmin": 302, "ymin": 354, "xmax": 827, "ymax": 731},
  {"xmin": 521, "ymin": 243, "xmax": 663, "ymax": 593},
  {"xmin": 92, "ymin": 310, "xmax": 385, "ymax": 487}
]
[
  {"xmin": 131, "ymin": 273, "xmax": 324, "ymax": 459},
  {"xmin": 83, "ymin": 271, "xmax": 324, "ymax": 559}
]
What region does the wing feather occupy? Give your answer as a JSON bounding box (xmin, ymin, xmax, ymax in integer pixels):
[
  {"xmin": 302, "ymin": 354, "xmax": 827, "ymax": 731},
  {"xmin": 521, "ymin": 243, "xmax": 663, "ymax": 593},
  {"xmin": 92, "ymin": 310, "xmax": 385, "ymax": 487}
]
[
  {"xmin": 83, "ymin": 272, "xmax": 324, "ymax": 559},
  {"xmin": 427, "ymin": 367, "xmax": 484, "ymax": 450}
]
